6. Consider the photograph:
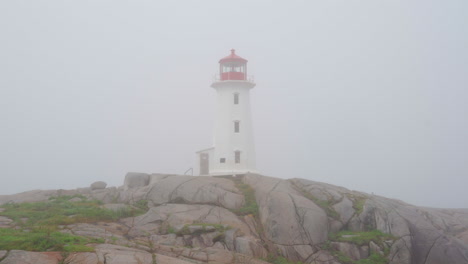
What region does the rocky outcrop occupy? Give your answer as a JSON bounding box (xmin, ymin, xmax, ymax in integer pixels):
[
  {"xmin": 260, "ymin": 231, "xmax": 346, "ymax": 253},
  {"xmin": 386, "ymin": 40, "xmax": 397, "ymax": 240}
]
[
  {"xmin": 90, "ymin": 181, "xmax": 107, "ymax": 190},
  {"xmin": 1, "ymin": 173, "xmax": 468, "ymax": 264}
]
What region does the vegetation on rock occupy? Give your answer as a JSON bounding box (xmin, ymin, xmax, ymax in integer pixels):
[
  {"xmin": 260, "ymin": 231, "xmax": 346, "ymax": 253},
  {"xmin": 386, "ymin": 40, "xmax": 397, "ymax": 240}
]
[
  {"xmin": 329, "ymin": 230, "xmax": 394, "ymax": 246},
  {"xmin": 320, "ymin": 229, "xmax": 395, "ymax": 264},
  {"xmin": 0, "ymin": 228, "xmax": 102, "ymax": 252},
  {"xmin": 0, "ymin": 195, "xmax": 144, "ymax": 252},
  {"xmin": 347, "ymin": 194, "xmax": 367, "ymax": 215},
  {"xmin": 266, "ymin": 255, "xmax": 304, "ymax": 264},
  {"xmin": 230, "ymin": 177, "xmax": 259, "ymax": 216},
  {"xmin": 290, "ymin": 181, "xmax": 340, "ymax": 220}
]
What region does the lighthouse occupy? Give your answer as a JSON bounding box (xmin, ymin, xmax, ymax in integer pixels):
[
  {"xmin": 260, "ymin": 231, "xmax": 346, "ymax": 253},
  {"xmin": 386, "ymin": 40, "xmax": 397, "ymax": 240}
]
[{"xmin": 197, "ymin": 49, "xmax": 257, "ymax": 176}]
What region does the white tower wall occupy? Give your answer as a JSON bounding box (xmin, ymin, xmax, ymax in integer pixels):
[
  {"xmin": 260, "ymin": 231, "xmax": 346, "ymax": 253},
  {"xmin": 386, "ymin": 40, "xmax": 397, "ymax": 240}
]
[{"xmin": 210, "ymin": 80, "xmax": 256, "ymax": 175}]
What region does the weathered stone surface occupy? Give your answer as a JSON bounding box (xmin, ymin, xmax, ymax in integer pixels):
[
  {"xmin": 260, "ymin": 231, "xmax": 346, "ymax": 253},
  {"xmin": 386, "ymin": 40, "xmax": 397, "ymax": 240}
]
[
  {"xmin": 145, "ymin": 175, "xmax": 244, "ymax": 210},
  {"xmin": 89, "ymin": 187, "xmax": 119, "ymax": 203},
  {"xmin": 309, "ymin": 250, "xmax": 340, "ymax": 264},
  {"xmin": 0, "ymin": 251, "xmax": 7, "ymax": 260},
  {"xmin": 244, "ymin": 174, "xmax": 328, "ymax": 262},
  {"xmin": 95, "ymin": 244, "xmax": 153, "ymax": 264},
  {"xmin": 331, "ymin": 242, "xmax": 362, "ymax": 261},
  {"xmin": 128, "ymin": 204, "xmax": 251, "ymax": 236},
  {"xmin": 388, "ymin": 237, "xmax": 411, "ymax": 264},
  {"xmin": 0, "ymin": 190, "xmax": 62, "ymax": 205},
  {"xmin": 90, "ymin": 181, "xmax": 107, "ymax": 190},
  {"xmin": 457, "ymin": 230, "xmax": 468, "ymax": 244},
  {"xmin": 0, "ymin": 216, "xmax": 13, "ymax": 228},
  {"xmin": 369, "ymin": 241, "xmax": 383, "ymax": 255},
  {"xmin": 63, "ymin": 222, "xmax": 132, "ymax": 246},
  {"xmin": 124, "ymin": 172, "xmax": 150, "ymax": 189},
  {"xmin": 0, "ymin": 250, "xmax": 62, "ymax": 264},
  {"xmin": 156, "ymin": 254, "xmax": 198, "ymax": 264},
  {"xmin": 151, "ymin": 234, "xmax": 178, "ymax": 246},
  {"xmin": 65, "ymin": 252, "xmax": 99, "ymax": 264},
  {"xmin": 332, "ymin": 196, "xmax": 355, "ymax": 224}
]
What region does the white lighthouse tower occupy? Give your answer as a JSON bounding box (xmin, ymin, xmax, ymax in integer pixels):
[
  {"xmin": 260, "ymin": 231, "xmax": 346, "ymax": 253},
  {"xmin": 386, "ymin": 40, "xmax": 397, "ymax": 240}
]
[{"xmin": 197, "ymin": 49, "xmax": 257, "ymax": 176}]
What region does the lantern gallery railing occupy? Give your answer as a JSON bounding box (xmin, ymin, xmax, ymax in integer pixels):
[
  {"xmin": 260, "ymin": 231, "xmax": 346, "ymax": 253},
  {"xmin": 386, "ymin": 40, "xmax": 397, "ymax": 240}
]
[{"xmin": 212, "ymin": 74, "xmax": 255, "ymax": 83}]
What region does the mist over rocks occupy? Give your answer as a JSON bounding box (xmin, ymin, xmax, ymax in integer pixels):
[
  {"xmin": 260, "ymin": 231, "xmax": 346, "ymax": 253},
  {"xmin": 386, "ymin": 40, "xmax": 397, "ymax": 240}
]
[{"xmin": 0, "ymin": 173, "xmax": 467, "ymax": 264}]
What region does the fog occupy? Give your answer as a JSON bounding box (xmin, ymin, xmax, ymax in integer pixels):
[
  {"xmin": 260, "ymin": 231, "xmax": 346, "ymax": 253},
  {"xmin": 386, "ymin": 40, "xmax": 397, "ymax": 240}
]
[{"xmin": 0, "ymin": 1, "xmax": 467, "ymax": 208}]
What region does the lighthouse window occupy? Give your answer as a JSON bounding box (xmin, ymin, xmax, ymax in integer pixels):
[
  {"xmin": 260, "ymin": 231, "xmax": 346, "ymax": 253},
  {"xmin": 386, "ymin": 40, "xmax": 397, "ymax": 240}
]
[
  {"xmin": 234, "ymin": 93, "xmax": 239, "ymax": 104},
  {"xmin": 220, "ymin": 158, "xmax": 226, "ymax": 163},
  {"xmin": 235, "ymin": 151, "xmax": 241, "ymax": 163},
  {"xmin": 234, "ymin": 121, "xmax": 240, "ymax": 133}
]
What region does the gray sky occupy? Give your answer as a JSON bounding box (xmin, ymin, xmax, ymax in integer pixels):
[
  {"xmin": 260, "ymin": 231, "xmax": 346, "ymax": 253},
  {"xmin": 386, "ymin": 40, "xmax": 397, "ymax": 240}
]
[{"xmin": 0, "ymin": 0, "xmax": 467, "ymax": 208}]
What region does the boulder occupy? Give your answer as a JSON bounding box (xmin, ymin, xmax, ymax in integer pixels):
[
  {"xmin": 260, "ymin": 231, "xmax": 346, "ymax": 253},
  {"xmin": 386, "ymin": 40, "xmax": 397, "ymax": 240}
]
[
  {"xmin": 90, "ymin": 181, "xmax": 107, "ymax": 190},
  {"xmin": 124, "ymin": 172, "xmax": 150, "ymax": 189}
]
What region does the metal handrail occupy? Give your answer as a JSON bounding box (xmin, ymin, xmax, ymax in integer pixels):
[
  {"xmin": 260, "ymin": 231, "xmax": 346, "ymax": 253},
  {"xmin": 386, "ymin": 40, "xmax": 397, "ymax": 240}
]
[{"xmin": 184, "ymin": 167, "xmax": 193, "ymax": 176}]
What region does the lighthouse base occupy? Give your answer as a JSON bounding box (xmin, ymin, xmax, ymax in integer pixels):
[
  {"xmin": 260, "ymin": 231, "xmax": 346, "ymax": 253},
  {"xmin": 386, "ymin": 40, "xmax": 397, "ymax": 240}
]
[{"xmin": 196, "ymin": 147, "xmax": 257, "ymax": 176}]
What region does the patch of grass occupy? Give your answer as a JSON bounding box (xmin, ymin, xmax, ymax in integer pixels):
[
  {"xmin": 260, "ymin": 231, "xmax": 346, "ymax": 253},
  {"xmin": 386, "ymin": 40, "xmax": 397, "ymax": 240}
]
[
  {"xmin": 229, "ymin": 178, "xmax": 259, "ymax": 217},
  {"xmin": 0, "ymin": 228, "xmax": 100, "ymax": 252},
  {"xmin": 329, "ymin": 230, "xmax": 395, "ymax": 246},
  {"xmin": 0, "ymin": 195, "xmax": 143, "ymax": 252},
  {"xmin": 133, "ymin": 199, "xmax": 149, "ymax": 211},
  {"xmin": 0, "ymin": 195, "xmax": 144, "ymax": 229},
  {"xmin": 348, "ymin": 194, "xmax": 367, "ymax": 215},
  {"xmin": 167, "ymin": 226, "xmax": 176, "ymax": 234},
  {"xmin": 333, "ymin": 251, "xmax": 354, "ymax": 264},
  {"xmin": 320, "ymin": 230, "xmax": 394, "ymax": 264}
]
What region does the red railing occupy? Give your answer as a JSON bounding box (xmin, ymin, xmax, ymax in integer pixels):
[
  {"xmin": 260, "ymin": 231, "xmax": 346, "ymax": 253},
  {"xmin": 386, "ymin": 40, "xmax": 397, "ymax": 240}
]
[{"xmin": 213, "ymin": 74, "xmax": 254, "ymax": 83}]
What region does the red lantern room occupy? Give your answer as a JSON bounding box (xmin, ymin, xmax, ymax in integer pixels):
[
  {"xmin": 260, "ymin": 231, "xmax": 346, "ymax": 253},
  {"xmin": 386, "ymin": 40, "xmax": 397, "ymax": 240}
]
[{"xmin": 219, "ymin": 49, "xmax": 248, "ymax": 81}]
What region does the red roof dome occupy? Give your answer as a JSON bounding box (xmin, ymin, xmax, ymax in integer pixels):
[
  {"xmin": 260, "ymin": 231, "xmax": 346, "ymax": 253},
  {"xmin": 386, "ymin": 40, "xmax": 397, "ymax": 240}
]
[{"xmin": 219, "ymin": 49, "xmax": 248, "ymax": 64}]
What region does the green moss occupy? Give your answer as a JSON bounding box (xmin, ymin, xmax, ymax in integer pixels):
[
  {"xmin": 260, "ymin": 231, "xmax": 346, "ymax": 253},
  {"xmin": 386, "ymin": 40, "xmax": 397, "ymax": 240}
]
[
  {"xmin": 0, "ymin": 195, "xmax": 144, "ymax": 229},
  {"xmin": 0, "ymin": 195, "xmax": 143, "ymax": 252},
  {"xmin": 167, "ymin": 226, "xmax": 176, "ymax": 234},
  {"xmin": 333, "ymin": 251, "xmax": 354, "ymax": 264},
  {"xmin": 230, "ymin": 179, "xmax": 259, "ymax": 217},
  {"xmin": 133, "ymin": 199, "xmax": 149, "ymax": 211},
  {"xmin": 0, "ymin": 228, "xmax": 100, "ymax": 252},
  {"xmin": 319, "ymin": 230, "xmax": 394, "ymax": 264},
  {"xmin": 350, "ymin": 195, "xmax": 367, "ymax": 215}
]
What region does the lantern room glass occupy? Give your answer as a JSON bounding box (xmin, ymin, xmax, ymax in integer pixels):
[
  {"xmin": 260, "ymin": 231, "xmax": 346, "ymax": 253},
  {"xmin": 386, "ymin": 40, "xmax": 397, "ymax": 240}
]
[{"xmin": 220, "ymin": 62, "xmax": 246, "ymax": 81}]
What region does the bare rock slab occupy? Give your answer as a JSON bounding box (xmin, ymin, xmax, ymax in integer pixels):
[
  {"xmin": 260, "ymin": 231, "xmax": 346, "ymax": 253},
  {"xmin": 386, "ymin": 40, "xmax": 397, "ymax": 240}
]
[{"xmin": 0, "ymin": 250, "xmax": 62, "ymax": 264}]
